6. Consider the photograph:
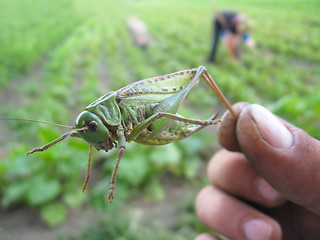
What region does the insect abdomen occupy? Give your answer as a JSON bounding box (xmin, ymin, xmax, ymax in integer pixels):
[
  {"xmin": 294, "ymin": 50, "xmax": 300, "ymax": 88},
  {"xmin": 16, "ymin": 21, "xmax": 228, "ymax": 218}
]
[
  {"xmin": 120, "ymin": 104, "xmax": 188, "ymax": 144},
  {"xmin": 134, "ymin": 120, "xmax": 188, "ymax": 145}
]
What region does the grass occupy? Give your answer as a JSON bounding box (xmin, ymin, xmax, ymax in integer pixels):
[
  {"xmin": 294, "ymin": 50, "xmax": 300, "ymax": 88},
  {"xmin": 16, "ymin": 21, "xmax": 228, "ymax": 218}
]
[{"xmin": 0, "ymin": 0, "xmax": 319, "ymax": 238}]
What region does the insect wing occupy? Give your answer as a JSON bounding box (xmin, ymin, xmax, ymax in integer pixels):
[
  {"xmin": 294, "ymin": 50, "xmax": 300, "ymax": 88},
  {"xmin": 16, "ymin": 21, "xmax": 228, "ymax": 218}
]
[{"xmin": 116, "ymin": 69, "xmax": 197, "ymax": 106}]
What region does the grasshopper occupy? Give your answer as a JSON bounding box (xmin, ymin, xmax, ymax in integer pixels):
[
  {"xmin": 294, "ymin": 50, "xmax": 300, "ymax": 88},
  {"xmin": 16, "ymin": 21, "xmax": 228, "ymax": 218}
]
[{"xmin": 4, "ymin": 66, "xmax": 236, "ymax": 204}]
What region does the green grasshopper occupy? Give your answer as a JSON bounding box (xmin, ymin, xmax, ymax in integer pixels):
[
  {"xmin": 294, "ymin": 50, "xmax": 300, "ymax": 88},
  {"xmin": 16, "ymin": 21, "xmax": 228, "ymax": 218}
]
[{"xmin": 5, "ymin": 66, "xmax": 236, "ymax": 204}]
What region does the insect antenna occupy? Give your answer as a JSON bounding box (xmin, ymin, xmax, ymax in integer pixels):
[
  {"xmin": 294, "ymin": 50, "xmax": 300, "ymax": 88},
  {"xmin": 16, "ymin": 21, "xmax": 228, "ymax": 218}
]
[
  {"xmin": 0, "ymin": 117, "xmax": 88, "ymax": 155},
  {"xmin": 0, "ymin": 118, "xmax": 76, "ymax": 129}
]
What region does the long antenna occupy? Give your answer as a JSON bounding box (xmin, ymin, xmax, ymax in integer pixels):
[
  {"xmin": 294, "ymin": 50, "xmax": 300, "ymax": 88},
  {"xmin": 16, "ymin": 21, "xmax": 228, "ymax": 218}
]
[{"xmin": 0, "ymin": 118, "xmax": 75, "ymax": 129}]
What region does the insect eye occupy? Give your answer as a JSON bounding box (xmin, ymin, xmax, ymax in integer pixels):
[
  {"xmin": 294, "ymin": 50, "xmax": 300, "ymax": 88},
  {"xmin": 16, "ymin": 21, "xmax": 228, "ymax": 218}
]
[{"xmin": 88, "ymin": 120, "xmax": 98, "ymax": 132}]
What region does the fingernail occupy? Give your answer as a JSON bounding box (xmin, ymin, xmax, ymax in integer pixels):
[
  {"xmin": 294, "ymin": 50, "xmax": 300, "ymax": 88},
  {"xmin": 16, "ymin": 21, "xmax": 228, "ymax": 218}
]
[
  {"xmin": 243, "ymin": 219, "xmax": 272, "ymax": 240},
  {"xmin": 249, "ymin": 104, "xmax": 293, "ymax": 148},
  {"xmin": 256, "ymin": 177, "xmax": 281, "ymax": 203}
]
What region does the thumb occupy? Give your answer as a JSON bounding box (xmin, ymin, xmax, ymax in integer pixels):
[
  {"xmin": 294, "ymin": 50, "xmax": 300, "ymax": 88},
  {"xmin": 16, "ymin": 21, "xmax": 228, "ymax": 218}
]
[{"xmin": 220, "ymin": 103, "xmax": 320, "ymax": 215}]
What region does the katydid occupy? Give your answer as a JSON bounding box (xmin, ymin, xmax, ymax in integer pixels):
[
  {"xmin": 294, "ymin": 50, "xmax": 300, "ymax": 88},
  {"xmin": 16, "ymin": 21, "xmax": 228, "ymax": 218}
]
[{"xmin": 2, "ymin": 66, "xmax": 236, "ymax": 204}]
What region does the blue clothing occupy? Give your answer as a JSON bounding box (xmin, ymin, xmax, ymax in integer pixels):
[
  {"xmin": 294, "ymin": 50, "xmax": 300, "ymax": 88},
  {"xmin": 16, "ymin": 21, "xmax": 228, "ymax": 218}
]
[
  {"xmin": 221, "ymin": 30, "xmax": 251, "ymax": 42},
  {"xmin": 242, "ymin": 33, "xmax": 250, "ymax": 42}
]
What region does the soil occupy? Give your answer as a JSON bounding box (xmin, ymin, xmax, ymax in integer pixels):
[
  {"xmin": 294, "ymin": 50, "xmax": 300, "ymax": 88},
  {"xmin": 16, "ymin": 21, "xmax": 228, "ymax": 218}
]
[{"xmin": 0, "ymin": 205, "xmax": 98, "ymax": 240}]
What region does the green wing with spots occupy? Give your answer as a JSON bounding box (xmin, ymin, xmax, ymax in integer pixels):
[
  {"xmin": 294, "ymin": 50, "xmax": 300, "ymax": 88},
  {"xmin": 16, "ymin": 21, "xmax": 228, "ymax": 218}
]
[{"xmin": 116, "ymin": 68, "xmax": 197, "ymax": 106}]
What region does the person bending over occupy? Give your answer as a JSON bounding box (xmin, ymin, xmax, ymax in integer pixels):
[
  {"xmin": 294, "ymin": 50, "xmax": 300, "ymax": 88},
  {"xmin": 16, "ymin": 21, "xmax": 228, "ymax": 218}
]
[{"xmin": 207, "ymin": 12, "xmax": 255, "ymax": 62}]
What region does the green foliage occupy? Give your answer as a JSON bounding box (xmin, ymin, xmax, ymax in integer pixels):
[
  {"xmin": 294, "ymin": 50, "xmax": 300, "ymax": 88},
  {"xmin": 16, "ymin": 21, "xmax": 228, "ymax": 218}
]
[
  {"xmin": 68, "ymin": 193, "xmax": 215, "ymax": 240},
  {"xmin": 0, "ymin": 0, "xmax": 319, "ymax": 237},
  {"xmin": 0, "ymin": 0, "xmax": 83, "ymax": 89},
  {"xmin": 41, "ymin": 203, "xmax": 67, "ymax": 228},
  {"xmin": 26, "ymin": 174, "xmax": 61, "ymax": 205}
]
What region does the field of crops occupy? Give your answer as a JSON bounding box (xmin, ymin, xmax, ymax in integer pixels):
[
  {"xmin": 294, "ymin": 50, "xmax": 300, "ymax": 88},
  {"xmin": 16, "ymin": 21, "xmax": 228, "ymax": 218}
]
[{"xmin": 0, "ymin": 0, "xmax": 319, "ymax": 239}]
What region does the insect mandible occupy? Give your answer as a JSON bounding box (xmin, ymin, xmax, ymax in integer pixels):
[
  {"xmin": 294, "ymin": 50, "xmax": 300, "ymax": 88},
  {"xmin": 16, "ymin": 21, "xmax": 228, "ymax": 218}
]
[{"xmin": 3, "ymin": 66, "xmax": 236, "ymax": 204}]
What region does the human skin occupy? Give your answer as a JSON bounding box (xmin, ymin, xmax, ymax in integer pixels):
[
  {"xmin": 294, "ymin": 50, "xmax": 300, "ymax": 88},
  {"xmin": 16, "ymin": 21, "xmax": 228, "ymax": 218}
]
[
  {"xmin": 225, "ymin": 33, "xmax": 241, "ymax": 60},
  {"xmin": 195, "ymin": 102, "xmax": 320, "ymax": 240}
]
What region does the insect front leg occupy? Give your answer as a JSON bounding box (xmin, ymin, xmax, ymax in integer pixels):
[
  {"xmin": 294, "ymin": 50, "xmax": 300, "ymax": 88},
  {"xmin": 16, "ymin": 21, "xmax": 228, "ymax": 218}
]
[
  {"xmin": 108, "ymin": 130, "xmax": 126, "ymax": 204},
  {"xmin": 27, "ymin": 130, "xmax": 79, "ymax": 156},
  {"xmin": 82, "ymin": 145, "xmax": 93, "ymax": 192}
]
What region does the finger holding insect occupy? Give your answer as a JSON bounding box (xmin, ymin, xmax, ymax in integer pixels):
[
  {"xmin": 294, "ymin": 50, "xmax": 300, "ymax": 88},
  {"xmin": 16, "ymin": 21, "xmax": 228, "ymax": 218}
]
[{"xmin": 218, "ymin": 102, "xmax": 250, "ymax": 152}]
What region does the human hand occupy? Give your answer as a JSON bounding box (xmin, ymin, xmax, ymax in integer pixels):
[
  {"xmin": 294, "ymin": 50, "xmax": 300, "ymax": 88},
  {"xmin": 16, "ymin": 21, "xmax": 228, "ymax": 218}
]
[
  {"xmin": 245, "ymin": 38, "xmax": 256, "ymax": 50},
  {"xmin": 195, "ymin": 102, "xmax": 320, "ymax": 240}
]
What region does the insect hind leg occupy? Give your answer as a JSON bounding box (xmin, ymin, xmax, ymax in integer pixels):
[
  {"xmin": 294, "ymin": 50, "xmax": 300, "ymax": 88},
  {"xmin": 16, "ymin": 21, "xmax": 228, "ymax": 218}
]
[
  {"xmin": 181, "ymin": 112, "xmax": 221, "ymax": 139},
  {"xmin": 199, "ymin": 66, "xmax": 236, "ymax": 118}
]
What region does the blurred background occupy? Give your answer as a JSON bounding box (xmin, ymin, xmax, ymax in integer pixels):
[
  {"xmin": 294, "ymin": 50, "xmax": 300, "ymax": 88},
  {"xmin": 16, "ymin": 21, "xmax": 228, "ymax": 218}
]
[{"xmin": 0, "ymin": 0, "xmax": 319, "ymax": 239}]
